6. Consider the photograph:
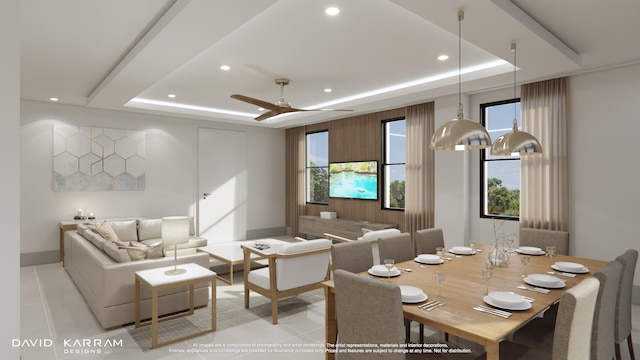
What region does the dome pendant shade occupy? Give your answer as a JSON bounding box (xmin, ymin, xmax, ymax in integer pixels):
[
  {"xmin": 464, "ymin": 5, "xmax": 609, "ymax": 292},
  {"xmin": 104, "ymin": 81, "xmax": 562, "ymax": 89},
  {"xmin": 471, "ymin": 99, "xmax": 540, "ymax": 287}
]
[
  {"xmin": 491, "ymin": 123, "xmax": 543, "ymax": 155},
  {"xmin": 430, "ymin": 115, "xmax": 492, "ymax": 150}
]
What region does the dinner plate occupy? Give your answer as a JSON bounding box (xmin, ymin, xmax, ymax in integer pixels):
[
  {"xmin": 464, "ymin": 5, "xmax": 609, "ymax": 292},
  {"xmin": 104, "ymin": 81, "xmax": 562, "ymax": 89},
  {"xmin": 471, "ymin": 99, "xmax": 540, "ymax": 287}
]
[
  {"xmin": 368, "ymin": 265, "xmax": 401, "ymax": 277},
  {"xmin": 488, "ymin": 291, "xmax": 526, "ymax": 307},
  {"xmin": 415, "ymin": 256, "xmax": 444, "ymax": 265},
  {"xmin": 552, "ymin": 264, "xmax": 589, "ymax": 274},
  {"xmin": 400, "ymin": 286, "xmax": 428, "ymax": 303},
  {"xmin": 554, "ymin": 261, "xmax": 586, "ymax": 272},
  {"xmin": 528, "ymin": 274, "xmax": 563, "ymax": 286},
  {"xmin": 516, "ymin": 246, "xmax": 546, "ymax": 255},
  {"xmin": 524, "ymin": 276, "xmax": 566, "ymax": 289},
  {"xmin": 483, "ymin": 296, "xmax": 532, "ymax": 311},
  {"xmin": 449, "ymin": 246, "xmax": 473, "ymax": 255}
]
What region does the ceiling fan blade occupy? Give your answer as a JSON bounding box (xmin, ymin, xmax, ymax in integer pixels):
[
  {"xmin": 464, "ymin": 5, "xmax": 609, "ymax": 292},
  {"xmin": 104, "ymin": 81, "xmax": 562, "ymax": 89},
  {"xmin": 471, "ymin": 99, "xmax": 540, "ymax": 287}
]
[
  {"xmin": 230, "ymin": 94, "xmax": 278, "ymax": 111},
  {"xmin": 255, "ymin": 110, "xmax": 281, "ymax": 121}
]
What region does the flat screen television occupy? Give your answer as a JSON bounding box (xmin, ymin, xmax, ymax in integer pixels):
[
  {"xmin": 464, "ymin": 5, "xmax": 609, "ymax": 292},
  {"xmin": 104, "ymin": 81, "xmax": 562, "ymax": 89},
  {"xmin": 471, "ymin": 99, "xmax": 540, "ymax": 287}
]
[{"xmin": 329, "ymin": 161, "xmax": 378, "ymax": 200}]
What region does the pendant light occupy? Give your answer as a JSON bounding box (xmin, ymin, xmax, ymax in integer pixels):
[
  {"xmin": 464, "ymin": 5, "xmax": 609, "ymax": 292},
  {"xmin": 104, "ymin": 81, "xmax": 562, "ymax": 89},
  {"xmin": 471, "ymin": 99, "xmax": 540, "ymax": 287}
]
[
  {"xmin": 490, "ymin": 43, "xmax": 542, "ymax": 156},
  {"xmin": 430, "ymin": 10, "xmax": 492, "ymax": 151}
]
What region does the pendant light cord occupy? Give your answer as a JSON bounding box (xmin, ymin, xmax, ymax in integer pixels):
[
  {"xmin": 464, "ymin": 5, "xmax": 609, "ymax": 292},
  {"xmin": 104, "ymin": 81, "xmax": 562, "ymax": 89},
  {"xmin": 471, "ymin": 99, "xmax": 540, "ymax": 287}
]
[
  {"xmin": 512, "ymin": 42, "xmax": 518, "ymax": 130},
  {"xmin": 457, "ymin": 10, "xmax": 464, "ymax": 119}
]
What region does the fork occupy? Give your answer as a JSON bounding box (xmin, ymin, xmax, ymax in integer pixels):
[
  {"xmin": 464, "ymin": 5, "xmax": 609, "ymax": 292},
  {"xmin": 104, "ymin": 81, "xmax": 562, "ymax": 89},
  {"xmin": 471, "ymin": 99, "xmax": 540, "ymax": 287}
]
[
  {"xmin": 423, "ymin": 301, "xmax": 445, "ymax": 311},
  {"xmin": 474, "ymin": 305, "xmax": 511, "ymax": 318}
]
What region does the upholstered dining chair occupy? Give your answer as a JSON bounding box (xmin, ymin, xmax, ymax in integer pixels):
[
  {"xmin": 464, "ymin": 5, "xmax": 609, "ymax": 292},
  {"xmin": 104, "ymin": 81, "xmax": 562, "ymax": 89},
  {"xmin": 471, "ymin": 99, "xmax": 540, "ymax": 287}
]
[
  {"xmin": 415, "ymin": 228, "xmax": 445, "ymax": 255},
  {"xmin": 519, "ymin": 228, "xmax": 569, "ymax": 255},
  {"xmin": 324, "ymin": 227, "xmax": 402, "ymax": 265},
  {"xmin": 592, "ymin": 260, "xmax": 623, "ymax": 360},
  {"xmin": 615, "ymin": 249, "xmax": 638, "ymax": 360},
  {"xmin": 330, "ymin": 239, "xmax": 374, "ymax": 274},
  {"xmin": 377, "ymin": 232, "xmax": 414, "ymax": 264},
  {"xmin": 242, "ymin": 239, "xmax": 331, "ymax": 324},
  {"xmin": 482, "ymin": 276, "xmax": 601, "ymax": 360}
]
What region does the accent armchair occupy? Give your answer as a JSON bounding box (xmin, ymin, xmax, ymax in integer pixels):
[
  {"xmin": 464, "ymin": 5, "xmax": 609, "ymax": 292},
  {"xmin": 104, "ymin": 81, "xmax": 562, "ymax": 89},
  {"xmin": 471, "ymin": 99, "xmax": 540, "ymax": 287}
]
[{"xmin": 242, "ymin": 239, "xmax": 331, "ymax": 324}]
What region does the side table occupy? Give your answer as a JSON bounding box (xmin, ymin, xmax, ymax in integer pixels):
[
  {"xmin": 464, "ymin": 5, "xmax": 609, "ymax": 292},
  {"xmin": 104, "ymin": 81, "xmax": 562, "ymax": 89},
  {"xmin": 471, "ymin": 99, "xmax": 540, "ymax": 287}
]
[{"xmin": 134, "ymin": 263, "xmax": 216, "ymax": 348}]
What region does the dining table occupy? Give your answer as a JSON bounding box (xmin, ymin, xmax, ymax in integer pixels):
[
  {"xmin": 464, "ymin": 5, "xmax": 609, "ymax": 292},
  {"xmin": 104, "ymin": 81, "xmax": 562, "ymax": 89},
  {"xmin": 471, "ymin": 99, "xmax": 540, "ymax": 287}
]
[{"xmin": 322, "ymin": 243, "xmax": 608, "ymax": 360}]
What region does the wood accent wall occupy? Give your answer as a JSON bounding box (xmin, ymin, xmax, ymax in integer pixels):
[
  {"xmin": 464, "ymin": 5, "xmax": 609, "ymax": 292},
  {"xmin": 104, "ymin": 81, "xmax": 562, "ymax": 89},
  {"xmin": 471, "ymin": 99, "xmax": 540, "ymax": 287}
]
[{"xmin": 296, "ymin": 107, "xmax": 407, "ymax": 234}]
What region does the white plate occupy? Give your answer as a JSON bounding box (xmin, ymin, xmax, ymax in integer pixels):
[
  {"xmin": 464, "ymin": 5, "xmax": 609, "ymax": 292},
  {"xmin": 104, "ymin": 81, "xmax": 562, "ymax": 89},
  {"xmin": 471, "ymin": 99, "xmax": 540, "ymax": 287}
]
[
  {"xmin": 516, "ymin": 247, "xmax": 545, "ymax": 255},
  {"xmin": 417, "ymin": 254, "xmax": 441, "ymax": 262},
  {"xmin": 483, "ymin": 296, "xmax": 532, "ymax": 311},
  {"xmin": 524, "ymin": 276, "xmax": 566, "ymax": 289},
  {"xmin": 400, "ymin": 286, "xmax": 428, "ymax": 303},
  {"xmin": 368, "ymin": 266, "xmax": 401, "ymax": 277},
  {"xmin": 552, "ymin": 264, "xmax": 589, "ymax": 274},
  {"xmin": 449, "ymin": 246, "xmax": 473, "ymax": 255},
  {"xmin": 415, "ymin": 257, "xmax": 444, "ymax": 265},
  {"xmin": 488, "ymin": 291, "xmax": 526, "ymax": 307},
  {"xmin": 528, "ymin": 273, "xmax": 563, "ymax": 286},
  {"xmin": 554, "ymin": 261, "xmax": 585, "ymax": 272}
]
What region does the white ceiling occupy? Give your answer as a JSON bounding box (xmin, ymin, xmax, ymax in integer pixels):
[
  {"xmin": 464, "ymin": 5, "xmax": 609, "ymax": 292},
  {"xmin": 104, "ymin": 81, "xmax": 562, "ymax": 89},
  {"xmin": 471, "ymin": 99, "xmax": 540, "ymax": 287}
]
[{"xmin": 20, "ymin": 0, "xmax": 640, "ymax": 129}]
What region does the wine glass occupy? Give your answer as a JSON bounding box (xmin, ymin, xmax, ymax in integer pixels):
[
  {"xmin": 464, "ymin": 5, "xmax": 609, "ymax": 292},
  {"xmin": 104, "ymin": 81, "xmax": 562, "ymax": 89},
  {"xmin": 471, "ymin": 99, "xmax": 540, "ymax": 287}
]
[
  {"xmin": 482, "ymin": 268, "xmax": 493, "ymax": 295},
  {"xmin": 384, "ymin": 259, "xmax": 395, "ymax": 279},
  {"xmin": 436, "ymin": 247, "xmax": 445, "ymax": 259},
  {"xmin": 546, "ymin": 245, "xmax": 556, "ymax": 259},
  {"xmin": 521, "ymin": 255, "xmax": 531, "ymax": 277},
  {"xmin": 435, "ymin": 270, "xmax": 445, "ymax": 298},
  {"xmin": 469, "ymin": 240, "xmax": 477, "ymax": 254},
  {"xmin": 506, "ymin": 238, "xmax": 515, "ymax": 253}
]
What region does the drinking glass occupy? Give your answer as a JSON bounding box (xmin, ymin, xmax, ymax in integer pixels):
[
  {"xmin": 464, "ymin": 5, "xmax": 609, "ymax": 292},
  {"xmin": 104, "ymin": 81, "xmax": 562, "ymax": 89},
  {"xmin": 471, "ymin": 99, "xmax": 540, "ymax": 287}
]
[
  {"xmin": 506, "ymin": 238, "xmax": 515, "ymax": 253},
  {"xmin": 482, "ymin": 268, "xmax": 493, "ymax": 295},
  {"xmin": 436, "ymin": 247, "xmax": 445, "ymax": 259},
  {"xmin": 384, "ymin": 259, "xmax": 395, "ymax": 278},
  {"xmin": 435, "ymin": 270, "xmax": 445, "ymax": 298},
  {"xmin": 469, "ymin": 240, "xmax": 477, "ymax": 254},
  {"xmin": 521, "ymin": 255, "xmax": 531, "ymax": 277},
  {"xmin": 546, "ymin": 245, "xmax": 556, "ymax": 259}
]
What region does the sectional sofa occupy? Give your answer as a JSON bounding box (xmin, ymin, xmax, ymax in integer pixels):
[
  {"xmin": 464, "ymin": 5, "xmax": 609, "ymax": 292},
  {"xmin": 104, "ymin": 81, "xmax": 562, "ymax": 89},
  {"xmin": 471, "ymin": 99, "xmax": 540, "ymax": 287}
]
[{"xmin": 63, "ymin": 218, "xmax": 210, "ymax": 329}]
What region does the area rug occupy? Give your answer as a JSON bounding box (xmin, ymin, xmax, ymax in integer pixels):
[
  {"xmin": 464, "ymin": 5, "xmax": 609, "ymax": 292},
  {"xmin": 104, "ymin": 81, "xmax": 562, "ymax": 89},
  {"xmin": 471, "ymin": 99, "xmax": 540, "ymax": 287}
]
[{"xmin": 126, "ymin": 281, "xmax": 324, "ymax": 350}]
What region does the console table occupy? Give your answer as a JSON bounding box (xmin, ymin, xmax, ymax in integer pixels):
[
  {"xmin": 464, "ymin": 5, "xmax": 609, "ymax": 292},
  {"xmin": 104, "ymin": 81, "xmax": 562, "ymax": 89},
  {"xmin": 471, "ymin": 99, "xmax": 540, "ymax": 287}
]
[{"xmin": 298, "ymin": 215, "xmax": 396, "ymax": 240}]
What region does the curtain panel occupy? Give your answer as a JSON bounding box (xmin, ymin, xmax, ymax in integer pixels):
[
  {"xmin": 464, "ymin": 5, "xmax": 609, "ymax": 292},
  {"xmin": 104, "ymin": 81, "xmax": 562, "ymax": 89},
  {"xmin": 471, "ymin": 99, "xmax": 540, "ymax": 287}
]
[
  {"xmin": 285, "ymin": 127, "xmax": 306, "ymax": 237},
  {"xmin": 520, "ymin": 77, "xmax": 570, "ymax": 231},
  {"xmin": 404, "ymin": 102, "xmax": 435, "ymax": 251}
]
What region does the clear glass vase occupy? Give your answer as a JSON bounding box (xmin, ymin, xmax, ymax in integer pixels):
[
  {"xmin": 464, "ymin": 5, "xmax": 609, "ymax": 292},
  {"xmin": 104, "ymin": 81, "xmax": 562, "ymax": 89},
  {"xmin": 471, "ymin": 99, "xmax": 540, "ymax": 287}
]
[{"xmin": 488, "ymin": 242, "xmax": 508, "ymax": 267}]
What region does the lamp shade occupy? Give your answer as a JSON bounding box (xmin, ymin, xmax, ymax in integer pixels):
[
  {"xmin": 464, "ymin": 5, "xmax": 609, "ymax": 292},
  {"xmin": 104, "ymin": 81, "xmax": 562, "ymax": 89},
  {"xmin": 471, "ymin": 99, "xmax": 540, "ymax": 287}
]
[
  {"xmin": 430, "ymin": 117, "xmax": 492, "ymax": 150},
  {"xmin": 490, "ymin": 124, "xmax": 543, "ymax": 156},
  {"xmin": 161, "ymin": 216, "xmax": 190, "ymax": 247}
]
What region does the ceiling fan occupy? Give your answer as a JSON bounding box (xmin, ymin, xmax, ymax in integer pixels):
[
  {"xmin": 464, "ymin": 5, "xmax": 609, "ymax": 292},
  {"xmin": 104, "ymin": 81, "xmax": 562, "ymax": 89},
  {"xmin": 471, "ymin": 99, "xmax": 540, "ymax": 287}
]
[{"xmin": 231, "ymin": 78, "xmax": 352, "ymax": 121}]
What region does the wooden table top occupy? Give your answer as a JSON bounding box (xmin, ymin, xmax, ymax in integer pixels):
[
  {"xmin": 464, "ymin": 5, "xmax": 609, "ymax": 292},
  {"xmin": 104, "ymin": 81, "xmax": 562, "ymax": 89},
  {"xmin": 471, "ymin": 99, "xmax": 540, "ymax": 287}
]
[{"xmin": 323, "ymin": 244, "xmax": 608, "ymax": 351}]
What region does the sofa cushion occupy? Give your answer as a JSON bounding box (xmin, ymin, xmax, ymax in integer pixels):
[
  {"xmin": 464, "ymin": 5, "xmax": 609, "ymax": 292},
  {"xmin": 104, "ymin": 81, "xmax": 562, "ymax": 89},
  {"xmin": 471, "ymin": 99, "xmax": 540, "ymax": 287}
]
[
  {"xmin": 77, "ymin": 224, "xmax": 107, "ymax": 250},
  {"xmin": 116, "ymin": 241, "xmax": 148, "ymax": 261},
  {"xmin": 103, "ymin": 241, "xmax": 132, "ymax": 263},
  {"xmin": 108, "ymin": 220, "xmax": 138, "ymax": 242},
  {"xmin": 146, "ymin": 241, "xmax": 164, "ymax": 259},
  {"xmin": 88, "ymin": 221, "xmax": 121, "ymax": 243},
  {"xmin": 137, "ymin": 219, "xmax": 162, "ymax": 241}
]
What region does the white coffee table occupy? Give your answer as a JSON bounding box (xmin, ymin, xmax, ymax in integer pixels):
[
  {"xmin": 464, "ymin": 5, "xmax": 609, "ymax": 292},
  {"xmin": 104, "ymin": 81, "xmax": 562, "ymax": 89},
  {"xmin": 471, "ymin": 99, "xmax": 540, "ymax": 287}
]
[
  {"xmin": 197, "ymin": 239, "xmax": 287, "ymax": 285},
  {"xmin": 134, "ymin": 263, "xmax": 216, "ymax": 349}
]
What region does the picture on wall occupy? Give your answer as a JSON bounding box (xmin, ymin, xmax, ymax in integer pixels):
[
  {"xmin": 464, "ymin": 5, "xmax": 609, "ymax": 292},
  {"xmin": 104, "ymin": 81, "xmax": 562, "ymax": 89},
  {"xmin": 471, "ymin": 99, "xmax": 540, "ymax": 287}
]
[
  {"xmin": 53, "ymin": 124, "xmax": 146, "ymax": 191},
  {"xmin": 329, "ymin": 161, "xmax": 378, "ymax": 200}
]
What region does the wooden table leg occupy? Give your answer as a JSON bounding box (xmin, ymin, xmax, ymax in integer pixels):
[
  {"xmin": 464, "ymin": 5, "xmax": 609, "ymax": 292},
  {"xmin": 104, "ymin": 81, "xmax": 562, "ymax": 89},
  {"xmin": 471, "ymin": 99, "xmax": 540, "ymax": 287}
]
[
  {"xmin": 211, "ymin": 278, "xmax": 216, "ymax": 331},
  {"xmin": 151, "ymin": 289, "xmax": 159, "ymax": 349},
  {"xmin": 485, "ymin": 342, "xmax": 499, "ymax": 360},
  {"xmin": 134, "ymin": 277, "xmax": 140, "ymax": 328},
  {"xmin": 325, "ymin": 287, "xmax": 336, "ymax": 360}
]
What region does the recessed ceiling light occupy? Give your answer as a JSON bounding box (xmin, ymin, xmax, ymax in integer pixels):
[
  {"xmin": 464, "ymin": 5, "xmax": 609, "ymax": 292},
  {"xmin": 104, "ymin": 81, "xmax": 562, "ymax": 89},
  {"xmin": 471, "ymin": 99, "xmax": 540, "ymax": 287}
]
[
  {"xmin": 168, "ymin": 94, "xmax": 176, "ymax": 98},
  {"xmin": 325, "ymin": 7, "xmax": 339, "ymax": 16},
  {"xmin": 49, "ymin": 97, "xmax": 59, "ymax": 102},
  {"xmin": 324, "ymin": 88, "xmax": 332, "ymax": 93},
  {"xmin": 438, "ymin": 55, "xmax": 449, "ymax": 61},
  {"xmin": 220, "ymin": 65, "xmax": 230, "ymax": 71}
]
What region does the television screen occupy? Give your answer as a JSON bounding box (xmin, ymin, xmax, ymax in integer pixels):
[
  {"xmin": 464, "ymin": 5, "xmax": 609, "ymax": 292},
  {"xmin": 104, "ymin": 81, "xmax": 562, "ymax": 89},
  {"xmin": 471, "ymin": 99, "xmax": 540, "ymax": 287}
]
[{"xmin": 329, "ymin": 161, "xmax": 378, "ymax": 200}]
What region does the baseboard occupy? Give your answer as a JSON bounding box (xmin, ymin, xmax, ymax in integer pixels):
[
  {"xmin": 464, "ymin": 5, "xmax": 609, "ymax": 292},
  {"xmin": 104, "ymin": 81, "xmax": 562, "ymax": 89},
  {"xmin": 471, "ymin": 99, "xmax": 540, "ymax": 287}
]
[
  {"xmin": 21, "ymin": 250, "xmax": 59, "ymax": 266},
  {"xmin": 246, "ymin": 227, "xmax": 286, "ymax": 239}
]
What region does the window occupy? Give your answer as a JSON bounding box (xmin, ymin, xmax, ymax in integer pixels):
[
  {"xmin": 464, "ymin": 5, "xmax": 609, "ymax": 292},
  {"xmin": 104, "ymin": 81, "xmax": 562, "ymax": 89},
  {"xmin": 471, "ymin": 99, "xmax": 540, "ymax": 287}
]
[
  {"xmin": 306, "ymin": 131, "xmax": 329, "ymax": 204},
  {"xmin": 480, "ymin": 99, "xmax": 521, "ymax": 219},
  {"xmin": 382, "ymin": 118, "xmax": 406, "ymax": 210}
]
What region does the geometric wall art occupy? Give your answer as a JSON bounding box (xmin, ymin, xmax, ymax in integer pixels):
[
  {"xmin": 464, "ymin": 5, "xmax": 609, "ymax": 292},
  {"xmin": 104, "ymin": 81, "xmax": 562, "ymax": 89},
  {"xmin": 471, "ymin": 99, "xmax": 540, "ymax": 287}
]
[{"xmin": 53, "ymin": 124, "xmax": 146, "ymax": 191}]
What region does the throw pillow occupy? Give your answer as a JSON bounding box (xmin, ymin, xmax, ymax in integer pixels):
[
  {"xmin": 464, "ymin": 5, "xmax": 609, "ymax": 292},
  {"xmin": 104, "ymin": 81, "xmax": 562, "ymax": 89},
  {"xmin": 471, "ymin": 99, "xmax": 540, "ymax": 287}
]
[
  {"xmin": 89, "ymin": 221, "xmax": 121, "ymax": 243},
  {"xmin": 117, "ymin": 241, "xmax": 147, "ymax": 261},
  {"xmin": 146, "ymin": 241, "xmax": 164, "ymax": 259}
]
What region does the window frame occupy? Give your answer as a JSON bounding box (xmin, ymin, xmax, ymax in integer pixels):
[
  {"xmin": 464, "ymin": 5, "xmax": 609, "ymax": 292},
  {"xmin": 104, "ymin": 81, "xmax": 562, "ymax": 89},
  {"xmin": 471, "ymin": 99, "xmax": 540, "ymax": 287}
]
[
  {"xmin": 480, "ymin": 99, "xmax": 521, "ymax": 221},
  {"xmin": 305, "ymin": 130, "xmax": 329, "ymax": 205},
  {"xmin": 381, "ymin": 117, "xmax": 406, "ymax": 211}
]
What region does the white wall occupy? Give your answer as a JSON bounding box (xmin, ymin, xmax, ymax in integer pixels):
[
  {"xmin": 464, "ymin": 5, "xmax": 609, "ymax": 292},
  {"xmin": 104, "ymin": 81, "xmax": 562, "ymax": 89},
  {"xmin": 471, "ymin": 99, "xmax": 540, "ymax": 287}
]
[
  {"xmin": 2, "ymin": 0, "xmax": 21, "ymax": 355},
  {"xmin": 20, "ymin": 100, "xmax": 285, "ymax": 260}
]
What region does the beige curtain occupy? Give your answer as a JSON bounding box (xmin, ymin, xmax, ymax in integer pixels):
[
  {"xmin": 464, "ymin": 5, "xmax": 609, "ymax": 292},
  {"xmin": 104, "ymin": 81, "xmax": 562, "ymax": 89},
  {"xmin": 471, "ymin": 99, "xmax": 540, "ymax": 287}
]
[
  {"xmin": 285, "ymin": 127, "xmax": 306, "ymax": 237},
  {"xmin": 520, "ymin": 77, "xmax": 569, "ymax": 231},
  {"xmin": 404, "ymin": 102, "xmax": 435, "ymax": 249}
]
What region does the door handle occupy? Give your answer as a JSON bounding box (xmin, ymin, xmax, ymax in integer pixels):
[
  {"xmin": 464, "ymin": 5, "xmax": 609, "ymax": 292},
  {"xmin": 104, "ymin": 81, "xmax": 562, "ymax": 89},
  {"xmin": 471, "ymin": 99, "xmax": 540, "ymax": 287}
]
[{"xmin": 203, "ymin": 193, "xmax": 211, "ymax": 199}]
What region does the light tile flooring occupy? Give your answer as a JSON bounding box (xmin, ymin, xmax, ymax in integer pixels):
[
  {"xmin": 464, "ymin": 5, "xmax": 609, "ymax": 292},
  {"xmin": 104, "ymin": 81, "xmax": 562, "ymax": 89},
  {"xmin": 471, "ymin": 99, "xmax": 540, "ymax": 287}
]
[{"xmin": 21, "ymin": 262, "xmax": 640, "ymax": 360}]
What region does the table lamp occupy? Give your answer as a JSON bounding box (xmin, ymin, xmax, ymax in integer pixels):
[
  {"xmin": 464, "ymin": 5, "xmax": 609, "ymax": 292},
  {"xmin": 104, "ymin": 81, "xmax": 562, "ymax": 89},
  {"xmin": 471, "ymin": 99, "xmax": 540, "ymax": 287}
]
[{"xmin": 162, "ymin": 216, "xmax": 190, "ymax": 275}]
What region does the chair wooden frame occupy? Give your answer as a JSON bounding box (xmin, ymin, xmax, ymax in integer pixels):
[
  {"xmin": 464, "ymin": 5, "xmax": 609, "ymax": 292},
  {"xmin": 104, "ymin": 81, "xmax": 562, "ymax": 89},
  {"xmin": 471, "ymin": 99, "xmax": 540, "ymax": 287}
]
[{"xmin": 242, "ymin": 243, "xmax": 331, "ymax": 324}]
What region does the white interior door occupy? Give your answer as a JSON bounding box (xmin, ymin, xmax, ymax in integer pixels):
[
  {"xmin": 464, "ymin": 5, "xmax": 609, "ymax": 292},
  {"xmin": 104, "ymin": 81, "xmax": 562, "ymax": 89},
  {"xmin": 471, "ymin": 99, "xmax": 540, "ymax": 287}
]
[{"xmin": 198, "ymin": 128, "xmax": 247, "ymax": 244}]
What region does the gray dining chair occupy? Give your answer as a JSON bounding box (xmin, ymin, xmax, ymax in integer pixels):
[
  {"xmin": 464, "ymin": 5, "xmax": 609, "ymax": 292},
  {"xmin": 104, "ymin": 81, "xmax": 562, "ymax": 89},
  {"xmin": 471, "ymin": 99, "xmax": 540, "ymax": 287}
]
[
  {"xmin": 378, "ymin": 232, "xmax": 414, "ymax": 263},
  {"xmin": 482, "ymin": 276, "xmax": 601, "ymax": 360},
  {"xmin": 614, "ymin": 249, "xmax": 638, "ymax": 360},
  {"xmin": 415, "ymin": 228, "xmax": 445, "ymax": 255},
  {"xmin": 330, "ymin": 239, "xmax": 374, "ymax": 274},
  {"xmin": 519, "ymin": 228, "xmax": 569, "ymax": 255},
  {"xmin": 592, "ymin": 260, "xmax": 623, "ymax": 360}
]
